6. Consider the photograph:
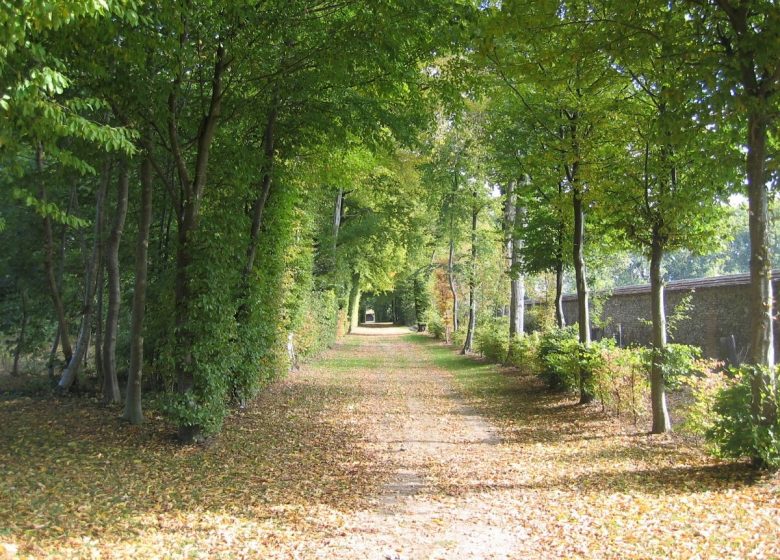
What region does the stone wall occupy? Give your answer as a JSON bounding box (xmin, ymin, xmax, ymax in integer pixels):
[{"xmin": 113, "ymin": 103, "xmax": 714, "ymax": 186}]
[{"xmin": 533, "ymin": 272, "xmax": 780, "ymax": 362}]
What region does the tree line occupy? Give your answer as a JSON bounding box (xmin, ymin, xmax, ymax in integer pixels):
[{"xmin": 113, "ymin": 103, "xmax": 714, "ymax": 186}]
[{"xmin": 1, "ymin": 0, "xmax": 777, "ymax": 462}]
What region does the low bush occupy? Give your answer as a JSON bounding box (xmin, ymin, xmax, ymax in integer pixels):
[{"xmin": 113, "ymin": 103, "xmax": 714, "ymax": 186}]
[
  {"xmin": 428, "ymin": 318, "xmax": 447, "ymax": 340},
  {"xmin": 641, "ymin": 343, "xmax": 701, "ymax": 390},
  {"xmin": 538, "ymin": 326, "xmax": 580, "ymax": 392},
  {"xmin": 475, "ymin": 318, "xmax": 509, "ymax": 362},
  {"xmin": 676, "ymin": 358, "xmax": 728, "ymax": 435},
  {"xmin": 706, "ymin": 365, "xmax": 780, "ymax": 468},
  {"xmin": 451, "ymin": 328, "xmax": 467, "ymax": 348},
  {"xmin": 587, "ymin": 341, "xmax": 647, "ymax": 423},
  {"xmin": 507, "ymin": 331, "xmax": 541, "ymax": 375}
]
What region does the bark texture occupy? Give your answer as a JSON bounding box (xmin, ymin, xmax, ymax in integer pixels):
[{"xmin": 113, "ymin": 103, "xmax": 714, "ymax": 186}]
[
  {"xmin": 448, "ymin": 239, "xmax": 459, "ymax": 333},
  {"xmin": 123, "ymin": 154, "xmax": 153, "ymax": 425},
  {"xmin": 103, "ymin": 162, "xmax": 129, "ymax": 404},
  {"xmin": 462, "ymin": 203, "xmax": 478, "ymax": 354},
  {"xmin": 509, "ymin": 189, "xmax": 525, "ymax": 340},
  {"xmin": 713, "ymin": 0, "xmax": 777, "ymax": 431},
  {"xmin": 572, "ymin": 180, "xmax": 592, "ymax": 404},
  {"xmin": 38, "ymin": 148, "xmax": 73, "ymax": 367},
  {"xmin": 649, "ymin": 236, "xmax": 671, "ymax": 433},
  {"xmin": 348, "ymin": 272, "xmax": 361, "ymax": 333},
  {"xmin": 58, "ymin": 165, "xmax": 109, "ymax": 390}
]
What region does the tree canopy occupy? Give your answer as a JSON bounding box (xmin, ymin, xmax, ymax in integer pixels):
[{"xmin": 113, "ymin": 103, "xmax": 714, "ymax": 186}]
[{"xmin": 1, "ymin": 0, "xmax": 777, "ymax": 461}]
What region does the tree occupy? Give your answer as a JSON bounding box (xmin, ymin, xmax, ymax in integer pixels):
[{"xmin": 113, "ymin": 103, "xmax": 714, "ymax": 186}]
[
  {"xmin": 688, "ymin": 0, "xmax": 779, "ymax": 428},
  {"xmin": 479, "ymin": 0, "xmax": 620, "ymax": 402},
  {"xmin": 600, "ymin": 0, "xmax": 737, "ymax": 432}
]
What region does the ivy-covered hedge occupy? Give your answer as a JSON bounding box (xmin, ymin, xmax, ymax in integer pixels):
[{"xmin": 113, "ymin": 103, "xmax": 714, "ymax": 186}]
[
  {"xmin": 147, "ymin": 173, "xmax": 341, "ymax": 436},
  {"xmin": 295, "ymin": 289, "xmax": 340, "ymax": 359}
]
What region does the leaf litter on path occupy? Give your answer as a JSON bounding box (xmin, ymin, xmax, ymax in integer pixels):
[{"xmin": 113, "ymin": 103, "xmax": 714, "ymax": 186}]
[{"xmin": 1, "ymin": 327, "xmax": 778, "ymax": 558}]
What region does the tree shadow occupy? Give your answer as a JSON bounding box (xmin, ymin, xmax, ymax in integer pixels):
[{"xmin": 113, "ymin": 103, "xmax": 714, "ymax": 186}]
[
  {"xmin": 436, "ymin": 462, "xmax": 763, "ymax": 498},
  {"xmin": 419, "ymin": 335, "xmax": 767, "ymax": 496},
  {"xmin": 0, "ymin": 373, "xmax": 387, "ymax": 551}
]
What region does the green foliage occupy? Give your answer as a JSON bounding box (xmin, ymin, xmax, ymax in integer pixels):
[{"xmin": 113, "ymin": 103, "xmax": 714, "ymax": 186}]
[
  {"xmin": 506, "ymin": 331, "xmax": 541, "ymax": 376},
  {"xmin": 413, "ymin": 270, "xmax": 433, "ymax": 327},
  {"xmin": 706, "ymin": 366, "xmax": 780, "ymax": 468},
  {"xmin": 678, "ymin": 359, "xmax": 729, "ymax": 436},
  {"xmin": 474, "ymin": 318, "xmax": 509, "ymax": 362},
  {"xmin": 295, "ymin": 290, "xmax": 340, "ymax": 360},
  {"xmin": 642, "ymin": 344, "xmax": 701, "ymax": 390},
  {"xmin": 231, "ymin": 177, "xmax": 300, "ymax": 406},
  {"xmin": 428, "ymin": 317, "xmax": 447, "ymax": 340},
  {"xmin": 588, "ymin": 341, "xmax": 647, "ymax": 423},
  {"xmin": 159, "ymin": 191, "xmax": 242, "ymax": 434},
  {"xmin": 451, "ymin": 328, "xmax": 467, "ymax": 348},
  {"xmin": 538, "ymin": 326, "xmax": 580, "ymax": 392},
  {"xmin": 667, "ymin": 294, "xmax": 694, "ymax": 341}
]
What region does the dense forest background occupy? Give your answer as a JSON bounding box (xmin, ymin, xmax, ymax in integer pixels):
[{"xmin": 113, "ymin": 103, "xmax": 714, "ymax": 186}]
[{"xmin": 0, "ymin": 0, "xmax": 778, "ymax": 462}]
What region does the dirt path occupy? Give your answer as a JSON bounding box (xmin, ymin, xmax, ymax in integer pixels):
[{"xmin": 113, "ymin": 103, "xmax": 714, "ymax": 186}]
[
  {"xmin": 308, "ymin": 327, "xmax": 517, "ymax": 559},
  {"xmin": 2, "ymin": 325, "xmax": 777, "ymax": 559},
  {"xmin": 295, "ymin": 326, "xmax": 778, "ymax": 560}
]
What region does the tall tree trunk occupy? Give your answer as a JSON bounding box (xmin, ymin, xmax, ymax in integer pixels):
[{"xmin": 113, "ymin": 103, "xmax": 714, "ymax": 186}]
[
  {"xmin": 462, "ymin": 202, "xmax": 478, "ymax": 354},
  {"xmin": 58, "ymin": 164, "xmax": 110, "ymax": 390},
  {"xmin": 12, "ymin": 288, "xmax": 28, "ymax": 377},
  {"xmin": 509, "ymin": 195, "xmax": 525, "ymax": 340},
  {"xmin": 448, "ymin": 238, "xmax": 459, "ymax": 332},
  {"xmin": 123, "ymin": 153, "xmax": 153, "ymax": 425},
  {"xmin": 170, "ymin": 43, "xmax": 226, "ymax": 443},
  {"xmin": 555, "ymin": 258, "xmax": 566, "ymax": 329},
  {"xmin": 242, "ymin": 102, "xmax": 278, "ymax": 289},
  {"xmin": 47, "ymin": 210, "xmax": 70, "ymax": 380},
  {"xmin": 712, "ymin": 0, "xmax": 778, "ymax": 454},
  {"xmin": 38, "ymin": 146, "xmax": 73, "ymax": 366},
  {"xmin": 94, "ymin": 225, "xmax": 105, "ymax": 382},
  {"xmin": 746, "ymin": 111, "xmax": 777, "ymax": 421},
  {"xmin": 236, "ymin": 103, "xmax": 277, "ymax": 323},
  {"xmin": 333, "ymin": 188, "xmax": 343, "ymax": 252},
  {"xmin": 555, "ymin": 182, "xmax": 566, "ymax": 329},
  {"xmin": 509, "ymin": 259, "xmax": 524, "ymax": 338},
  {"xmin": 572, "ymin": 180, "xmax": 593, "ymax": 403},
  {"xmin": 47, "ymin": 329, "xmax": 60, "ymax": 381},
  {"xmin": 348, "ymin": 271, "xmax": 361, "ymax": 333},
  {"xmin": 649, "ymin": 233, "xmax": 671, "ymax": 433},
  {"xmin": 174, "ymin": 203, "xmax": 196, "ymax": 428},
  {"xmin": 565, "ymin": 110, "xmax": 593, "ymax": 403},
  {"xmin": 102, "ymin": 161, "xmax": 129, "ymax": 404}
]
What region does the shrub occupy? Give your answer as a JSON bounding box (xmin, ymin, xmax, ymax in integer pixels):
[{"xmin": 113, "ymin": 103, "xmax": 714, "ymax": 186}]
[
  {"xmin": 507, "ymin": 331, "xmax": 541, "ymax": 375},
  {"xmin": 538, "ymin": 326, "xmax": 580, "ymax": 392},
  {"xmin": 677, "ymin": 358, "xmax": 728, "ymax": 435},
  {"xmin": 588, "ymin": 341, "xmax": 647, "ymax": 423},
  {"xmin": 451, "ymin": 328, "xmax": 467, "ymax": 348},
  {"xmin": 428, "ymin": 317, "xmax": 447, "ymax": 340},
  {"xmin": 475, "ymin": 318, "xmax": 509, "ymax": 362},
  {"xmin": 706, "ymin": 365, "xmax": 780, "ymax": 468},
  {"xmin": 641, "ymin": 343, "xmax": 701, "ymax": 390}
]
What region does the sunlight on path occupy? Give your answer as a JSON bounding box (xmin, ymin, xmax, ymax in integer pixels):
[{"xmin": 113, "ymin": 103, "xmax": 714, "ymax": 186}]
[
  {"xmin": 303, "ymin": 326, "xmax": 523, "ymax": 559},
  {"xmin": 349, "ymin": 323, "xmax": 416, "ymax": 336},
  {"xmin": 298, "ymin": 325, "xmax": 779, "ymax": 560},
  {"xmin": 4, "ymin": 325, "xmax": 775, "ymax": 558}
]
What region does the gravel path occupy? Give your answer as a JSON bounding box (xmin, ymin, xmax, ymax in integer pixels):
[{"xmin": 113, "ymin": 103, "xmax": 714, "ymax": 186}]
[
  {"xmin": 303, "ymin": 326, "xmax": 524, "ymax": 559},
  {"xmin": 4, "ymin": 326, "xmax": 776, "ymax": 559}
]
